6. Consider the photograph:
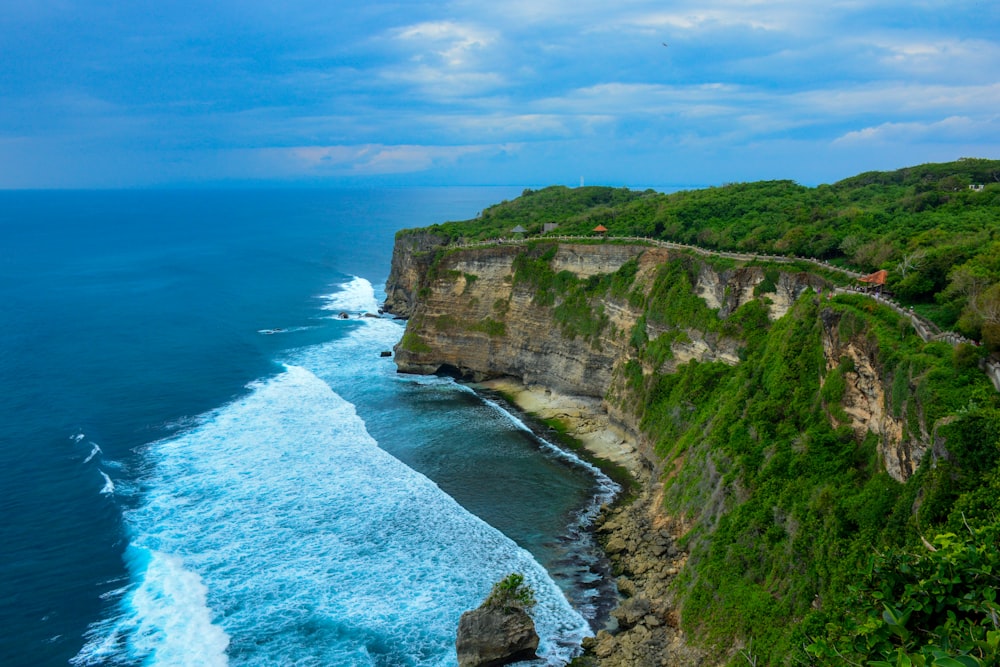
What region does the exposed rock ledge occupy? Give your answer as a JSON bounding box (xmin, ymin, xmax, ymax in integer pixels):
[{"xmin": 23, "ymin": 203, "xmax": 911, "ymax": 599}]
[{"xmin": 456, "ymin": 603, "xmax": 539, "ymax": 667}]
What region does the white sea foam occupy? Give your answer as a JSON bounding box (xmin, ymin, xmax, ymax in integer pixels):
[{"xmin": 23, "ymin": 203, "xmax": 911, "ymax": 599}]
[
  {"xmin": 84, "ymin": 443, "xmax": 102, "ymax": 464},
  {"xmin": 127, "ymin": 548, "xmax": 230, "ymax": 667},
  {"xmin": 76, "ymin": 276, "xmax": 592, "ymax": 666},
  {"xmin": 290, "ymin": 280, "xmax": 614, "ymax": 630},
  {"xmin": 318, "ymin": 276, "xmax": 380, "ymax": 315},
  {"xmin": 99, "ymin": 471, "xmax": 115, "ymax": 495},
  {"xmin": 72, "ymin": 432, "xmax": 86, "ymax": 443},
  {"xmin": 256, "ymin": 325, "xmax": 314, "ymax": 335},
  {"xmin": 475, "ymin": 392, "xmax": 620, "ymax": 508},
  {"xmin": 75, "ymin": 361, "xmax": 588, "ymax": 666},
  {"xmin": 74, "ymin": 548, "xmax": 228, "ymax": 667}
]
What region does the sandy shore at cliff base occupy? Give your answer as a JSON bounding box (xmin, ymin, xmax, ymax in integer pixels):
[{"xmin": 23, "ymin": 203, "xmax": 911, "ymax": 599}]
[
  {"xmin": 477, "ymin": 379, "xmax": 710, "ymax": 665},
  {"xmin": 478, "ymin": 378, "xmax": 646, "ymax": 480}
]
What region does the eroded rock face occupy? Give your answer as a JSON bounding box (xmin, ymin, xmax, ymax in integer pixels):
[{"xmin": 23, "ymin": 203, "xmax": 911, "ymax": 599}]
[
  {"xmin": 387, "ymin": 244, "xmax": 736, "ymax": 393},
  {"xmin": 455, "ymin": 604, "xmax": 539, "ymax": 667},
  {"xmin": 390, "ymin": 242, "xmax": 643, "ymax": 396},
  {"xmin": 383, "ymin": 231, "xmax": 450, "ymax": 317},
  {"xmin": 819, "ymin": 308, "xmax": 930, "ymax": 482},
  {"xmin": 386, "ymin": 239, "xmax": 827, "ymax": 471}
]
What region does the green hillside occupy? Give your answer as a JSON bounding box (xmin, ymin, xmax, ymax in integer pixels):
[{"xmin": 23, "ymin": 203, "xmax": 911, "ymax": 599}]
[{"xmin": 410, "ymin": 159, "xmax": 1000, "ymax": 349}]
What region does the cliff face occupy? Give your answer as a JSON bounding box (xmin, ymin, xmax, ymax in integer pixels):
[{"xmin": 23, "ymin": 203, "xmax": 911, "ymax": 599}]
[
  {"xmin": 391, "ymin": 244, "xmax": 694, "ymax": 390},
  {"xmin": 386, "ymin": 234, "xmax": 941, "ymax": 483},
  {"xmin": 386, "ymin": 236, "xmax": 842, "ymax": 466},
  {"xmin": 390, "ymin": 238, "xmax": 647, "ymax": 396},
  {"xmin": 818, "ymin": 309, "xmax": 930, "ymax": 482},
  {"xmin": 384, "ymin": 235, "xmax": 959, "ymax": 664},
  {"xmin": 384, "ymin": 230, "xmax": 452, "ymax": 318}
]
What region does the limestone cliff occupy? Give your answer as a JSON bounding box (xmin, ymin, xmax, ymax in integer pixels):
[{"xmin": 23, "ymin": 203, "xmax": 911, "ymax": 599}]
[
  {"xmin": 818, "ymin": 309, "xmax": 931, "ymax": 482},
  {"xmin": 392, "ymin": 242, "xmax": 644, "ymax": 395},
  {"xmin": 385, "ymin": 234, "xmax": 942, "ymax": 483},
  {"xmin": 387, "ymin": 235, "xmax": 829, "ymax": 468},
  {"xmin": 384, "ymin": 235, "xmax": 958, "ymax": 665},
  {"xmin": 384, "ymin": 229, "xmax": 452, "ymax": 318}
]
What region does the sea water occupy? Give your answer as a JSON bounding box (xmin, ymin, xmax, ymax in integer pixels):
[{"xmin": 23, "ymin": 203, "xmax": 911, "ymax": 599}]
[{"xmin": 0, "ymin": 189, "xmax": 617, "ymax": 666}]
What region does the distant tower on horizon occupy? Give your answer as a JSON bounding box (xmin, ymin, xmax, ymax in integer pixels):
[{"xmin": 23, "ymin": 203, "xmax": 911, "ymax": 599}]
[{"xmin": 580, "ymin": 176, "xmax": 584, "ymax": 187}]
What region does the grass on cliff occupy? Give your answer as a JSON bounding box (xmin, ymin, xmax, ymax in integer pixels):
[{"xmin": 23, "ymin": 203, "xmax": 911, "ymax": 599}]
[
  {"xmin": 395, "ymin": 163, "xmax": 1000, "ymax": 663},
  {"xmin": 441, "ymin": 236, "xmax": 999, "ymax": 664},
  {"xmin": 510, "ymin": 243, "xmax": 639, "ymax": 345},
  {"xmin": 475, "ymin": 240, "xmax": 998, "ymax": 664}
]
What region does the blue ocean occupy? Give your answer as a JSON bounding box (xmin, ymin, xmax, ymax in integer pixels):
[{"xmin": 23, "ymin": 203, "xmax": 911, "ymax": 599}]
[{"xmin": 0, "ymin": 189, "xmax": 617, "ymax": 667}]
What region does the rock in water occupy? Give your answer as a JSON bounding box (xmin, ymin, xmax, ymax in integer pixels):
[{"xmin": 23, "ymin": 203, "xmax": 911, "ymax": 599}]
[{"xmin": 455, "ymin": 604, "xmax": 539, "ymax": 667}]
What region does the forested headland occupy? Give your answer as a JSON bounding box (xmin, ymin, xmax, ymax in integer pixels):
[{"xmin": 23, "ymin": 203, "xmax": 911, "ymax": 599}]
[{"xmin": 391, "ymin": 159, "xmax": 1000, "ymax": 666}]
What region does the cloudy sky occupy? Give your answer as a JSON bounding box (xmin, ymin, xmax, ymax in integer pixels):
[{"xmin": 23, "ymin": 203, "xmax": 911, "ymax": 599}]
[{"xmin": 2, "ymin": 0, "xmax": 998, "ymax": 189}]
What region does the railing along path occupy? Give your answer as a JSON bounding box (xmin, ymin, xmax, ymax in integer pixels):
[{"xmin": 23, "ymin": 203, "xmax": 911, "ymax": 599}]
[{"xmin": 450, "ymin": 235, "xmax": 999, "ymax": 389}]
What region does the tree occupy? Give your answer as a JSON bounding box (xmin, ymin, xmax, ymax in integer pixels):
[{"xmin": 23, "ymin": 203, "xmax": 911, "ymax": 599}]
[
  {"xmin": 807, "ymin": 522, "xmax": 1000, "ymax": 666},
  {"xmin": 897, "ymin": 250, "xmax": 927, "ymax": 277},
  {"xmin": 485, "ymin": 573, "xmax": 537, "ymax": 612}
]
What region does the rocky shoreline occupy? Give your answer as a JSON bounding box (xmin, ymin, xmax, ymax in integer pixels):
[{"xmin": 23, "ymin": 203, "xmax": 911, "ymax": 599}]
[
  {"xmin": 479, "ymin": 379, "xmax": 709, "ymax": 667},
  {"xmin": 586, "ymin": 489, "xmax": 708, "ymax": 667}
]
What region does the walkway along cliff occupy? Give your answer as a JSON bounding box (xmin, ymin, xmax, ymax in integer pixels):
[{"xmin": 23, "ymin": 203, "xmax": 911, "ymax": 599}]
[{"xmin": 384, "ymin": 231, "xmax": 1000, "ymax": 666}]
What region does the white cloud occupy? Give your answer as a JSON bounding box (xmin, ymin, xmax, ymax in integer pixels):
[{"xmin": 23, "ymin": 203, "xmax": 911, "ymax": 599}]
[
  {"xmin": 394, "ymin": 20, "xmax": 497, "ymax": 67},
  {"xmin": 868, "ymin": 37, "xmax": 1000, "ymax": 79},
  {"xmin": 379, "ymin": 65, "xmax": 505, "ymax": 98},
  {"xmin": 792, "ymin": 82, "xmax": 1000, "ymax": 117},
  {"xmin": 380, "ymin": 20, "xmax": 507, "ymax": 98},
  {"xmin": 278, "ymin": 143, "xmax": 506, "ymax": 175},
  {"xmin": 833, "ymin": 116, "xmax": 1000, "ymax": 145},
  {"xmin": 5, "ymin": 0, "xmax": 1000, "ymax": 187},
  {"xmin": 535, "ymin": 82, "xmax": 758, "ymax": 120},
  {"xmin": 617, "ymin": 8, "xmax": 786, "ymax": 33},
  {"xmin": 435, "ymin": 113, "xmax": 576, "ymax": 138}
]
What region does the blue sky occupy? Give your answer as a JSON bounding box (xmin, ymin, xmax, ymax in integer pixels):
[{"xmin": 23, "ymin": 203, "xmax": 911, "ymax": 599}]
[{"xmin": 1, "ymin": 0, "xmax": 998, "ymax": 189}]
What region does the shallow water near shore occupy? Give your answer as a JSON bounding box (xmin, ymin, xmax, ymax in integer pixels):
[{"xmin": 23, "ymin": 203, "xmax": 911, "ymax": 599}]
[{"xmin": 0, "ymin": 189, "xmax": 617, "ymax": 666}]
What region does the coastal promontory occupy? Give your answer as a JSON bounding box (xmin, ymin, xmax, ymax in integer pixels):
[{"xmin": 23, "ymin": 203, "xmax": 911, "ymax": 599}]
[{"xmin": 386, "ymin": 160, "xmax": 1000, "ymax": 666}]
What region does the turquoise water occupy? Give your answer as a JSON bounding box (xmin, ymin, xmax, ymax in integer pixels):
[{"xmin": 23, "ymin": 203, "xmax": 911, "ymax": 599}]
[{"xmin": 0, "ymin": 189, "xmax": 616, "ymax": 666}]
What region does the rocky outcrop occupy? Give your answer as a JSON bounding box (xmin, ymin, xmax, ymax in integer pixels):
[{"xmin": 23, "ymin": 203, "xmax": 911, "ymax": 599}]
[
  {"xmin": 390, "ymin": 245, "xmax": 711, "ymax": 388},
  {"xmin": 818, "ymin": 308, "xmax": 930, "ymax": 482},
  {"xmin": 386, "ymin": 239, "xmax": 828, "ymax": 470},
  {"xmin": 694, "ymin": 264, "xmax": 824, "ymax": 320},
  {"xmin": 983, "ymin": 358, "xmax": 1000, "ymax": 393},
  {"xmin": 384, "ymin": 230, "xmax": 451, "ymax": 318},
  {"xmin": 455, "ymin": 604, "xmax": 539, "ymax": 667},
  {"xmin": 581, "ymin": 487, "xmax": 708, "ymax": 667},
  {"xmin": 391, "ymin": 242, "xmax": 645, "ymax": 397}
]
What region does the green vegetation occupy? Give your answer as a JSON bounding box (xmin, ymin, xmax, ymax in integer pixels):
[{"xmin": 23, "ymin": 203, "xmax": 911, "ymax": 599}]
[
  {"xmin": 617, "ymin": 289, "xmax": 1000, "ymax": 665},
  {"xmin": 405, "ymin": 159, "xmax": 1000, "ymax": 344},
  {"xmin": 644, "ymin": 258, "xmax": 722, "ymax": 333},
  {"xmin": 808, "ymin": 523, "xmax": 1000, "ymax": 666},
  {"xmin": 510, "ymin": 243, "xmax": 641, "ymax": 344},
  {"xmin": 398, "ymin": 329, "xmax": 432, "ymax": 353},
  {"xmin": 485, "ymin": 573, "xmax": 537, "ymax": 612},
  {"xmin": 468, "ymin": 317, "xmax": 505, "ymax": 337}
]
